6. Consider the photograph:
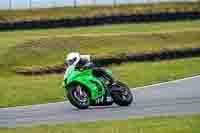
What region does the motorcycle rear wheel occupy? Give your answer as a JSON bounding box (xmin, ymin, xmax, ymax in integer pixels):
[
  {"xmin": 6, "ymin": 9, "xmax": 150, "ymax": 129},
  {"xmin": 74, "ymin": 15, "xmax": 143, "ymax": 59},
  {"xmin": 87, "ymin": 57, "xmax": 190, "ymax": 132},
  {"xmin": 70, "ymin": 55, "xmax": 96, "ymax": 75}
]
[{"xmin": 111, "ymin": 81, "xmax": 133, "ymax": 106}]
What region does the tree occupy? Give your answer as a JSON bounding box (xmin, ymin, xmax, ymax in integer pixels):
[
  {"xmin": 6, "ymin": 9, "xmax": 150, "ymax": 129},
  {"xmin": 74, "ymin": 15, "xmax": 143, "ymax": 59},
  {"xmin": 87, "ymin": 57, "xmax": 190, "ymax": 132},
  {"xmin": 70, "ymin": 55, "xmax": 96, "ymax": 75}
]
[
  {"xmin": 114, "ymin": 0, "xmax": 117, "ymax": 6},
  {"xmin": 93, "ymin": 0, "xmax": 96, "ymax": 5},
  {"xmin": 29, "ymin": 0, "xmax": 32, "ymax": 9},
  {"xmin": 9, "ymin": 0, "xmax": 12, "ymax": 9},
  {"xmin": 74, "ymin": 0, "xmax": 77, "ymax": 7}
]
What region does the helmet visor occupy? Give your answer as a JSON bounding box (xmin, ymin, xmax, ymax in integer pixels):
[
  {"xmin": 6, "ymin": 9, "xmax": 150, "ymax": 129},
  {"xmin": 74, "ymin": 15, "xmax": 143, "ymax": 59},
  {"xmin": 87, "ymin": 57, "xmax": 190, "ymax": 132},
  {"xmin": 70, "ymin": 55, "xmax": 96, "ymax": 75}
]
[{"xmin": 65, "ymin": 57, "xmax": 77, "ymax": 66}]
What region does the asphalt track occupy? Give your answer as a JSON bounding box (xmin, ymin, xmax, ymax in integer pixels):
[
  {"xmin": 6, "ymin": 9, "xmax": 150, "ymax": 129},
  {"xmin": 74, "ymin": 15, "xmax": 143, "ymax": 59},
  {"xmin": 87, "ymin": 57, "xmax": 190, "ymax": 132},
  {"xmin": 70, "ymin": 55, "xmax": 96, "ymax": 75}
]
[{"xmin": 1, "ymin": 75, "xmax": 200, "ymax": 128}]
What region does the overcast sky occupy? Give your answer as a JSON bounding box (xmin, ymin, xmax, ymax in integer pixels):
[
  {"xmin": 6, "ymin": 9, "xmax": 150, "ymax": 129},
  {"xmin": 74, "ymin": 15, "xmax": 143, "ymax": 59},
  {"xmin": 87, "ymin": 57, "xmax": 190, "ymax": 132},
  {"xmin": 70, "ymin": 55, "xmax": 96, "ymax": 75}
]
[{"xmin": 0, "ymin": 0, "xmax": 197, "ymax": 9}]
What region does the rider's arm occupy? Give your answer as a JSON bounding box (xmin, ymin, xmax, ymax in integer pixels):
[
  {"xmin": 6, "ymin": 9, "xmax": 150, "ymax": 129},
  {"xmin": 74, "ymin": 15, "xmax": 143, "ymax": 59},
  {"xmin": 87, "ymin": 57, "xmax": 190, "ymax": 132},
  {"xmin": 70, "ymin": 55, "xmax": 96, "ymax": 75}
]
[{"xmin": 83, "ymin": 62, "xmax": 95, "ymax": 69}]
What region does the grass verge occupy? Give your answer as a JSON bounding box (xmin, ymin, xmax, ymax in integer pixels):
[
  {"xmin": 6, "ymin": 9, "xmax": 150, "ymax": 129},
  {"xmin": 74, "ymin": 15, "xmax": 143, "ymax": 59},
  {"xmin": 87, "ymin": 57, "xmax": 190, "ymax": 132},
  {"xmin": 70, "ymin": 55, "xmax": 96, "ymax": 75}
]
[
  {"xmin": 1, "ymin": 29, "xmax": 200, "ymax": 69},
  {"xmin": 1, "ymin": 57, "xmax": 200, "ymax": 107},
  {"xmin": 1, "ymin": 114, "xmax": 200, "ymax": 133},
  {"xmin": 0, "ymin": 20, "xmax": 199, "ymax": 51}
]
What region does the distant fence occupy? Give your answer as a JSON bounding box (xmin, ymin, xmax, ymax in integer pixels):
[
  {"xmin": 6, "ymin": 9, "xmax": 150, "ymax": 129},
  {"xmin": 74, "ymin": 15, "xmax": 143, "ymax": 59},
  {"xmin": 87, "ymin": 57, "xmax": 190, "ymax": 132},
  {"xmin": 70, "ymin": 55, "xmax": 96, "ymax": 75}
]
[{"xmin": 0, "ymin": 0, "xmax": 199, "ymax": 10}]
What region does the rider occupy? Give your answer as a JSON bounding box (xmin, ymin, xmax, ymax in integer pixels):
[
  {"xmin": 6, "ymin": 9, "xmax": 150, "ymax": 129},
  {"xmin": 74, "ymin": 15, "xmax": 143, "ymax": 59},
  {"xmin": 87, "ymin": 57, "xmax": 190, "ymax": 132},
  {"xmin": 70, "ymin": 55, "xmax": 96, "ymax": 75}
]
[{"xmin": 64, "ymin": 52, "xmax": 113, "ymax": 84}]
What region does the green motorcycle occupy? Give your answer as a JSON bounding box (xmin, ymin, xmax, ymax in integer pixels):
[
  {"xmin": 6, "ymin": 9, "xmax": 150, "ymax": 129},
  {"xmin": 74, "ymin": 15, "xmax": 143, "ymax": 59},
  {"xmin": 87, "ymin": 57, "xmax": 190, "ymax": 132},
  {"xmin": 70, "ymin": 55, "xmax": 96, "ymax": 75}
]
[{"xmin": 64, "ymin": 65, "xmax": 133, "ymax": 109}]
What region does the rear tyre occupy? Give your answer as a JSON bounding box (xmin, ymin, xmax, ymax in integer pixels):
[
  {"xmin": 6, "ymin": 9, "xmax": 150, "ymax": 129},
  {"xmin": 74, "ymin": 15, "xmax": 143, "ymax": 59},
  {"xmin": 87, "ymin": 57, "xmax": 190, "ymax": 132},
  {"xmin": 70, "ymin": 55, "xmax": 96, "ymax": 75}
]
[
  {"xmin": 67, "ymin": 84, "xmax": 90, "ymax": 109},
  {"xmin": 111, "ymin": 81, "xmax": 133, "ymax": 106}
]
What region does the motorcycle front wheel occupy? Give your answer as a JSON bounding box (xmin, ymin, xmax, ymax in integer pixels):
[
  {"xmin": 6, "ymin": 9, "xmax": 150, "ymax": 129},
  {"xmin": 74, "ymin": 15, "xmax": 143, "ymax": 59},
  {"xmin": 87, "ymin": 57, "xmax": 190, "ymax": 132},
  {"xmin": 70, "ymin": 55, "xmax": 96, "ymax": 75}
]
[{"xmin": 67, "ymin": 84, "xmax": 90, "ymax": 109}]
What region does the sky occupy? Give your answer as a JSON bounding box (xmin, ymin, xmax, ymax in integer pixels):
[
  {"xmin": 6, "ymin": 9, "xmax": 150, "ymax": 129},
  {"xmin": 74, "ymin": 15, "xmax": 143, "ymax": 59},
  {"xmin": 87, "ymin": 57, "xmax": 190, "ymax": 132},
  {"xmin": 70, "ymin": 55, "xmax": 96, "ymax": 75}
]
[{"xmin": 0, "ymin": 0, "xmax": 197, "ymax": 9}]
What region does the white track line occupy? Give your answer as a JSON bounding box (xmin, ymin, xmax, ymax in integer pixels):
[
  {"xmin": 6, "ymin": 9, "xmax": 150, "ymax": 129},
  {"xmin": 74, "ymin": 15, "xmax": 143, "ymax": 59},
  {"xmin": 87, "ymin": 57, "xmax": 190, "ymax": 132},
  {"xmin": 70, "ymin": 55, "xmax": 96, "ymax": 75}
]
[{"xmin": 134, "ymin": 75, "xmax": 200, "ymax": 90}]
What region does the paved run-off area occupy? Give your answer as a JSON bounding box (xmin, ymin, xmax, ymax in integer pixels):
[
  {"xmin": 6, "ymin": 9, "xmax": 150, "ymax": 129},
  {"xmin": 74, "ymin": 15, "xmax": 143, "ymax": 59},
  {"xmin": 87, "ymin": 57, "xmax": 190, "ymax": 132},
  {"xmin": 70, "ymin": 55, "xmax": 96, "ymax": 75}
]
[{"xmin": 0, "ymin": 75, "xmax": 200, "ymax": 128}]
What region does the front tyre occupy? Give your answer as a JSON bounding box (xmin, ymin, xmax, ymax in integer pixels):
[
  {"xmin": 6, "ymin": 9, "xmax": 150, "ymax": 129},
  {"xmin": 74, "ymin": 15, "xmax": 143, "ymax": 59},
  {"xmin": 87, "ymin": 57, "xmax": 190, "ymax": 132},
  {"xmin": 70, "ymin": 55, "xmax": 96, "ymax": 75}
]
[
  {"xmin": 111, "ymin": 81, "xmax": 133, "ymax": 106},
  {"xmin": 67, "ymin": 84, "xmax": 90, "ymax": 109}
]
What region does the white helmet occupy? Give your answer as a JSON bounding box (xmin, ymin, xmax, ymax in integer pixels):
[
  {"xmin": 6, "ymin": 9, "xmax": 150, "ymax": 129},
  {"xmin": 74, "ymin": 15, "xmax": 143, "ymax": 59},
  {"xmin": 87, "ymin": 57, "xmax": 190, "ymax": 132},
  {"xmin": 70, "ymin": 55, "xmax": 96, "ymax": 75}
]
[{"xmin": 65, "ymin": 52, "xmax": 80, "ymax": 66}]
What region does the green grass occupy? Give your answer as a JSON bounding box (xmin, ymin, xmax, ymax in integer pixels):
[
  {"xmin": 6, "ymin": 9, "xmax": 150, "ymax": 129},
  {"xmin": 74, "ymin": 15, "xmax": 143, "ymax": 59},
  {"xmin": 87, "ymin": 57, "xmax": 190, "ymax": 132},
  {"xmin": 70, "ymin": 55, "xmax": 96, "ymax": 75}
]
[
  {"xmin": 0, "ymin": 21, "xmax": 200, "ymax": 107},
  {"xmin": 1, "ymin": 57, "xmax": 200, "ymax": 107},
  {"xmin": 1, "ymin": 114, "xmax": 200, "ymax": 133},
  {"xmin": 0, "ymin": 20, "xmax": 199, "ymax": 52},
  {"xmin": 5, "ymin": 30, "xmax": 200, "ymax": 68},
  {"xmin": 111, "ymin": 58, "xmax": 200, "ymax": 87},
  {"xmin": 0, "ymin": 2, "xmax": 199, "ymax": 23},
  {"xmin": 0, "ymin": 21, "xmax": 200, "ymax": 69}
]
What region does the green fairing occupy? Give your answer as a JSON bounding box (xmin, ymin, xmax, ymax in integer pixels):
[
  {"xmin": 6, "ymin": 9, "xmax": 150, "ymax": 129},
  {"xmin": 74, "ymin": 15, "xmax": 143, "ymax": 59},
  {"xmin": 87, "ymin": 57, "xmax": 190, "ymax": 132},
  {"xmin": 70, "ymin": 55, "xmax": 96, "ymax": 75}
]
[
  {"xmin": 64, "ymin": 65, "xmax": 108, "ymax": 103},
  {"xmin": 106, "ymin": 69, "xmax": 112, "ymax": 76}
]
